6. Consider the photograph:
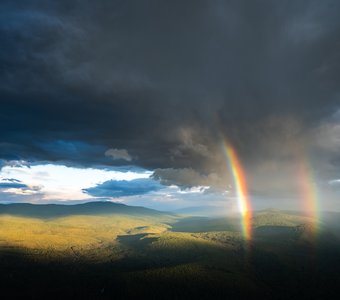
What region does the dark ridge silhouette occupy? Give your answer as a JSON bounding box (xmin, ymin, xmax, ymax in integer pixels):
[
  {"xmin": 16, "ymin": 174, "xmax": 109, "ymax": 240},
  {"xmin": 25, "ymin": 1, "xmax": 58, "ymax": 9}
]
[{"xmin": 0, "ymin": 201, "xmax": 172, "ymax": 218}]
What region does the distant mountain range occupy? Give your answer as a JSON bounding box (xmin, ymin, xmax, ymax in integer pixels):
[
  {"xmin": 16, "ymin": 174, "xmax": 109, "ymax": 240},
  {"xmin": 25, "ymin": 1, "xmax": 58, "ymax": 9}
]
[{"xmin": 0, "ymin": 201, "xmax": 170, "ymax": 218}]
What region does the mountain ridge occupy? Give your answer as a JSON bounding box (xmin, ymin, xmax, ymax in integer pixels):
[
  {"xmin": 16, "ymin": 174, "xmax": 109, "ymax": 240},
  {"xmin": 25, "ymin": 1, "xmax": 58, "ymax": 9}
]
[{"xmin": 0, "ymin": 201, "xmax": 172, "ymax": 218}]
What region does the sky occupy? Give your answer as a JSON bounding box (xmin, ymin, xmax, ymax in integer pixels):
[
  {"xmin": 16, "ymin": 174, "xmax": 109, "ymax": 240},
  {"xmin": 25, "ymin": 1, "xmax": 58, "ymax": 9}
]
[{"xmin": 0, "ymin": 0, "xmax": 340, "ymax": 211}]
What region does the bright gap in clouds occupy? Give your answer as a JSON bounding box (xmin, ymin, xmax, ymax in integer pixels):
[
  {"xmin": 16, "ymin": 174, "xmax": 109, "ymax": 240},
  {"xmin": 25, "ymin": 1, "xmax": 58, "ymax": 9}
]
[
  {"xmin": 0, "ymin": 163, "xmax": 151, "ymax": 201},
  {"xmin": 0, "ymin": 163, "xmax": 229, "ymax": 210}
]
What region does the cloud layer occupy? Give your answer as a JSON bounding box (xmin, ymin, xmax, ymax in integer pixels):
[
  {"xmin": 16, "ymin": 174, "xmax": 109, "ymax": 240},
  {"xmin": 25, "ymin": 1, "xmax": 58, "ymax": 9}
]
[{"xmin": 1, "ymin": 1, "xmax": 340, "ymax": 208}]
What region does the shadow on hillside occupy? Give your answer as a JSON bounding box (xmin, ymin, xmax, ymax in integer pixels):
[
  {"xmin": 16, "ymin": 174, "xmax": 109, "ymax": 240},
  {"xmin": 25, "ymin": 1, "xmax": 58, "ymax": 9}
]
[
  {"xmin": 117, "ymin": 233, "xmax": 158, "ymax": 249},
  {"xmin": 1, "ymin": 236, "xmax": 340, "ymax": 300},
  {"xmin": 0, "ymin": 242, "xmax": 257, "ymax": 300}
]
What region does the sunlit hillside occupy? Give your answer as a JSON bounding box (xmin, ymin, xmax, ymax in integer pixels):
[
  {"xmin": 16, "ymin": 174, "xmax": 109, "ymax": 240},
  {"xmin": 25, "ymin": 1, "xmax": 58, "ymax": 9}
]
[{"xmin": 0, "ymin": 203, "xmax": 340, "ymax": 299}]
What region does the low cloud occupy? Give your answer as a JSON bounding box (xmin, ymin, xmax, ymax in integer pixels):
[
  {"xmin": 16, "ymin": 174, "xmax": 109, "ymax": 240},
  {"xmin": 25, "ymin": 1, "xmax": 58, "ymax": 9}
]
[
  {"xmin": 83, "ymin": 178, "xmax": 163, "ymax": 198},
  {"xmin": 105, "ymin": 148, "xmax": 132, "ymax": 162}
]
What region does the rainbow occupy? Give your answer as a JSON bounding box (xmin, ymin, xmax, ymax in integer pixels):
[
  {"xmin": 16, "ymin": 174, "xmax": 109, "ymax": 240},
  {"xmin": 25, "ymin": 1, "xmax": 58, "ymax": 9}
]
[
  {"xmin": 296, "ymin": 154, "xmax": 320, "ymax": 235},
  {"xmin": 222, "ymin": 142, "xmax": 252, "ymax": 241}
]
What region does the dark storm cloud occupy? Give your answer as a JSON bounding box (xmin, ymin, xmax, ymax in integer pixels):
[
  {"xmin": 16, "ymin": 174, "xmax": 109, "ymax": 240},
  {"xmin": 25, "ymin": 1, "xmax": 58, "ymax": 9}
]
[
  {"xmin": 1, "ymin": 0, "xmax": 340, "ymax": 196},
  {"xmin": 152, "ymin": 168, "xmax": 225, "ymax": 190}
]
